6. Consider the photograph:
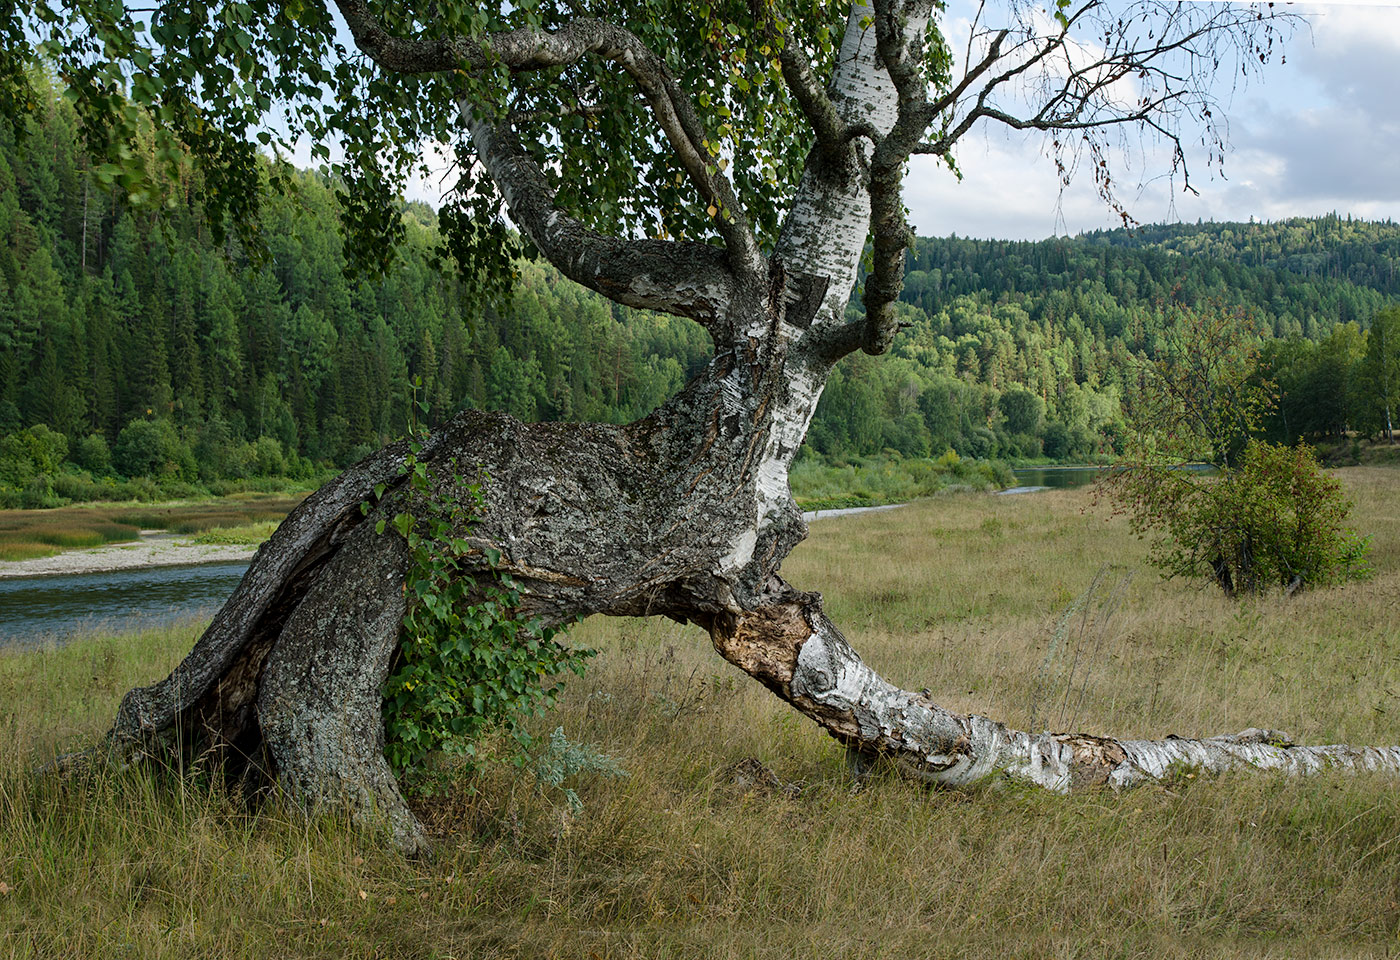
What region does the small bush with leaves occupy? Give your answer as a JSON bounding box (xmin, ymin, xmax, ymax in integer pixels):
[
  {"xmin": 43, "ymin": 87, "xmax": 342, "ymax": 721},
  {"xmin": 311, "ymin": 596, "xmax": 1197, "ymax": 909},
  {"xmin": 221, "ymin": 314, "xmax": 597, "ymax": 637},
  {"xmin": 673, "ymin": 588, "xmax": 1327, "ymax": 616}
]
[
  {"xmin": 1101, "ymin": 303, "xmax": 1370, "ymax": 596},
  {"xmin": 377, "ymin": 385, "xmax": 593, "ymax": 792},
  {"xmin": 1116, "ymin": 439, "xmax": 1370, "ymax": 595}
]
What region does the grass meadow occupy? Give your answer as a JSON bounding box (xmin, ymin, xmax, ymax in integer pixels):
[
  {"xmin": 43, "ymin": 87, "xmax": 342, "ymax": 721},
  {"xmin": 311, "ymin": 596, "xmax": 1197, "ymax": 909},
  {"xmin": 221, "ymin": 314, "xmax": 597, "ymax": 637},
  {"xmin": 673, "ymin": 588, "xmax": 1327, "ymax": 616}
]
[{"xmin": 1, "ymin": 468, "xmax": 1398, "ymax": 958}]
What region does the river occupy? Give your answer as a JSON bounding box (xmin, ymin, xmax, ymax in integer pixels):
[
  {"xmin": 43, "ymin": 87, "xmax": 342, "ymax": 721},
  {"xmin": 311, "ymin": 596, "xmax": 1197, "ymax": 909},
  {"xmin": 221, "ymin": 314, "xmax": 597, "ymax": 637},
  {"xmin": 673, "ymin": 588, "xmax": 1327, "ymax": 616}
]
[
  {"xmin": 1005, "ymin": 465, "xmax": 1106, "ymax": 493},
  {"xmin": 0, "ymin": 561, "xmax": 249, "ymax": 648}
]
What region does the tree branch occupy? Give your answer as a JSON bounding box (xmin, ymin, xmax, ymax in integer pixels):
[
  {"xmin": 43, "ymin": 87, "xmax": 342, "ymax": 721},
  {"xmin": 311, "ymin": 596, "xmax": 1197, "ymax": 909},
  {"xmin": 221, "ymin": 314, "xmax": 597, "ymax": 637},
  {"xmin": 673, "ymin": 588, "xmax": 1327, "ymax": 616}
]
[
  {"xmin": 462, "ymin": 107, "xmax": 737, "ymax": 331},
  {"xmin": 917, "ymin": 94, "xmax": 1187, "ymax": 156},
  {"xmin": 332, "ymin": 2, "xmax": 764, "ymax": 284},
  {"xmin": 748, "ymin": 0, "xmax": 849, "ymax": 156},
  {"xmin": 333, "ymin": 0, "xmax": 472, "ymax": 73},
  {"xmin": 856, "ymin": 0, "xmax": 940, "ymax": 355}
]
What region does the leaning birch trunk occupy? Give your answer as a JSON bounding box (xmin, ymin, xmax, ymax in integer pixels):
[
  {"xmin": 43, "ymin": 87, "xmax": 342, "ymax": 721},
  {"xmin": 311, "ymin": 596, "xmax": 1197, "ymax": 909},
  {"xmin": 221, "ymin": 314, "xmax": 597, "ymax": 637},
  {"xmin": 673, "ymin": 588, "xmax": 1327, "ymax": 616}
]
[
  {"xmin": 709, "ymin": 594, "xmax": 1400, "ymax": 792},
  {"xmin": 94, "ymin": 0, "xmax": 1400, "ymax": 853}
]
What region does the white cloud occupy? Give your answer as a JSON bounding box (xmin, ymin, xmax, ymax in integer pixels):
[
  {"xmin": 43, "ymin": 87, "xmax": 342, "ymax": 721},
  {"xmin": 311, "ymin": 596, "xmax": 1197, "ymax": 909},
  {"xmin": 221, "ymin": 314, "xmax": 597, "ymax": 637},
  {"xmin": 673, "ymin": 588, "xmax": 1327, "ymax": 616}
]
[
  {"xmin": 905, "ymin": 132, "xmax": 1125, "ymax": 240},
  {"xmin": 907, "ymin": 0, "xmax": 1400, "ymax": 238},
  {"xmin": 1222, "ymin": 3, "xmax": 1400, "ymax": 210}
]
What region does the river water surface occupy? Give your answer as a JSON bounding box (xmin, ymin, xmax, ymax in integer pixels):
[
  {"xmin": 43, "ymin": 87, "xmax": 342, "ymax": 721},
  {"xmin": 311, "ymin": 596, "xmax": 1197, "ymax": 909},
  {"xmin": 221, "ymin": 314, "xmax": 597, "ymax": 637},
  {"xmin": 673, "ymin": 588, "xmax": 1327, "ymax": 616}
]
[
  {"xmin": 1010, "ymin": 465, "xmax": 1106, "ymax": 489},
  {"xmin": 0, "ymin": 561, "xmax": 249, "ymax": 648}
]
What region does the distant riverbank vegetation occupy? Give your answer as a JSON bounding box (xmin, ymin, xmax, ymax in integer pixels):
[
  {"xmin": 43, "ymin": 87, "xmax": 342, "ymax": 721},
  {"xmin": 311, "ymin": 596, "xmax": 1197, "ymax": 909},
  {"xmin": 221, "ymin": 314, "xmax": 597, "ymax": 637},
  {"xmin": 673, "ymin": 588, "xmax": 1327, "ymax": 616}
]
[
  {"xmin": 0, "ymin": 495, "xmax": 302, "ymax": 563},
  {"xmin": 789, "ymin": 449, "xmax": 1016, "ymax": 512},
  {"xmin": 1, "ymin": 77, "xmax": 1396, "ymax": 510}
]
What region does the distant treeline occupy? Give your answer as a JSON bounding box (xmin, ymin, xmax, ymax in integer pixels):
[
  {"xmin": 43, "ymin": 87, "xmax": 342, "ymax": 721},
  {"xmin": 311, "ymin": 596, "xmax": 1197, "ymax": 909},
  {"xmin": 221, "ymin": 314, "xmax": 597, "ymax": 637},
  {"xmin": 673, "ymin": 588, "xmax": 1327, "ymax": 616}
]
[
  {"xmin": 1, "ymin": 78, "xmax": 1397, "ymax": 507},
  {"xmin": 0, "ymin": 78, "xmax": 710, "ymax": 506},
  {"xmin": 816, "ymin": 219, "xmax": 1398, "ymax": 464}
]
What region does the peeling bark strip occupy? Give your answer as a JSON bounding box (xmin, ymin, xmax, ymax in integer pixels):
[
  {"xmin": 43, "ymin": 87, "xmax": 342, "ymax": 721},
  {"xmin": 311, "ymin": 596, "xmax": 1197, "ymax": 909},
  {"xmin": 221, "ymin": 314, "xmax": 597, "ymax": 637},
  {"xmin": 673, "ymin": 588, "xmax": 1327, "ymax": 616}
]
[{"xmin": 91, "ymin": 1, "xmax": 1363, "ymax": 853}]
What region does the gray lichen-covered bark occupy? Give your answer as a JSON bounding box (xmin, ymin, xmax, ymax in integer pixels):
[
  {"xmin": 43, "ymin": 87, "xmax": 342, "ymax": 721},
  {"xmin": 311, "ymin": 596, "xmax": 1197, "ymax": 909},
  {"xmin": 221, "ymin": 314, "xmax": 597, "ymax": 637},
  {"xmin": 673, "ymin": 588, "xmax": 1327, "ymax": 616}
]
[
  {"xmin": 98, "ymin": 0, "xmax": 1397, "ymax": 852},
  {"xmin": 256, "ymin": 521, "xmax": 421, "ymax": 854}
]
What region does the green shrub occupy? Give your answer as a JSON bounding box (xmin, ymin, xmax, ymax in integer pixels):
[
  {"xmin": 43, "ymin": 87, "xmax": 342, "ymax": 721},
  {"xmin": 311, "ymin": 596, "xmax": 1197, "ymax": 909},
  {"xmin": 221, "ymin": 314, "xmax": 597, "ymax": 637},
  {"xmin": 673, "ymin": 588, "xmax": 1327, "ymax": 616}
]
[
  {"xmin": 19, "ymin": 475, "xmax": 64, "ymax": 509},
  {"xmin": 114, "ymin": 419, "xmax": 196, "ymax": 481},
  {"xmin": 1103, "ymin": 303, "xmax": 1369, "ymax": 596},
  {"xmin": 379, "ymin": 390, "xmax": 592, "ymax": 792},
  {"xmin": 129, "ymin": 476, "xmax": 163, "ymax": 502},
  {"xmin": 51, "ymin": 472, "xmax": 96, "ymax": 502},
  {"xmin": 1133, "ymin": 441, "xmax": 1370, "ymax": 594},
  {"xmin": 1043, "ymin": 421, "xmax": 1072, "ymax": 460},
  {"xmin": 789, "ymin": 449, "xmax": 1012, "ymax": 509},
  {"xmin": 528, "ymin": 726, "xmax": 627, "ymax": 814},
  {"xmin": 979, "ymin": 459, "xmax": 1017, "ymax": 488},
  {"xmin": 157, "ymin": 480, "xmax": 205, "ymax": 500},
  {"xmin": 0, "ymin": 424, "xmax": 69, "ymax": 489},
  {"xmin": 73, "ymin": 434, "xmax": 113, "ymax": 476},
  {"xmin": 44, "ymin": 473, "xmax": 145, "ymax": 503},
  {"xmin": 251, "ymin": 436, "xmax": 285, "ymax": 477}
]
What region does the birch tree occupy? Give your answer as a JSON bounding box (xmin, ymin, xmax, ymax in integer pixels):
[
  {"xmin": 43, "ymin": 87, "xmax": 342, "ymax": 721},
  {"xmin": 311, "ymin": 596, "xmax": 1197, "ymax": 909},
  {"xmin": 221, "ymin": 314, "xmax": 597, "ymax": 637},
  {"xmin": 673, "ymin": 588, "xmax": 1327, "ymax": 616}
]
[{"xmin": 10, "ymin": 0, "xmax": 1399, "ymax": 855}]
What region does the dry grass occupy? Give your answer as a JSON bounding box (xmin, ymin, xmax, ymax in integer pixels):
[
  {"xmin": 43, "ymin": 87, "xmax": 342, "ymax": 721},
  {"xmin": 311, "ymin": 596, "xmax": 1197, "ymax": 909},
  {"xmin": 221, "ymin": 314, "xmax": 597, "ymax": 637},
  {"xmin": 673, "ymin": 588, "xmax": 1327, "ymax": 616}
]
[
  {"xmin": 1, "ymin": 468, "xmax": 1398, "ymax": 958},
  {"xmin": 188, "ymin": 521, "xmax": 281, "ymax": 546}
]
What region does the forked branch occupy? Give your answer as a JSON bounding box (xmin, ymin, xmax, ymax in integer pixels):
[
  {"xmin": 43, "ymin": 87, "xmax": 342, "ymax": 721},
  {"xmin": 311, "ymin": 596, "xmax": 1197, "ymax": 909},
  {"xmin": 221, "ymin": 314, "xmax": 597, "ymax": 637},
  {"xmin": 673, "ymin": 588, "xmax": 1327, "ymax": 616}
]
[
  {"xmin": 842, "ymin": 0, "xmax": 1298, "ymax": 355},
  {"xmin": 333, "ymin": 1, "xmax": 765, "ymax": 314}
]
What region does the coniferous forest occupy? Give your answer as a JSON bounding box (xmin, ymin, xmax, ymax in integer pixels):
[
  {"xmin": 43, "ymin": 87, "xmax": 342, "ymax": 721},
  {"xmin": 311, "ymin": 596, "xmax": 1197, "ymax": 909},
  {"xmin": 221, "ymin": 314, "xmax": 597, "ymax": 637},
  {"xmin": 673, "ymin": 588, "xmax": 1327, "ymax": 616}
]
[{"xmin": 2, "ymin": 78, "xmax": 1397, "ymax": 506}]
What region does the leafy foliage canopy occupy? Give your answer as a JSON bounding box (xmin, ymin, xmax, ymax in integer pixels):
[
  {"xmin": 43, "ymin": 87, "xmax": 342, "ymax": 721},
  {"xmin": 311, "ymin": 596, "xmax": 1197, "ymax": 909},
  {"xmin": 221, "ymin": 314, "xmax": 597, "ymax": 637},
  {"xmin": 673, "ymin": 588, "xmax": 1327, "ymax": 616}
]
[{"xmin": 0, "ymin": 0, "xmax": 886, "ymax": 278}]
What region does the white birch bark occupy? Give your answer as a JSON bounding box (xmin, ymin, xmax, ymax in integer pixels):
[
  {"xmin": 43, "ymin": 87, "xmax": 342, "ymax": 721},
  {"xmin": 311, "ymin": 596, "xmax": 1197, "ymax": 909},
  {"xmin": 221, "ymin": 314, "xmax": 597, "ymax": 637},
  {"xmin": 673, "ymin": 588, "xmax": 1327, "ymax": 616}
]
[
  {"xmin": 739, "ymin": 0, "xmax": 932, "ymax": 569},
  {"xmin": 714, "ymin": 596, "xmax": 1400, "ymax": 795}
]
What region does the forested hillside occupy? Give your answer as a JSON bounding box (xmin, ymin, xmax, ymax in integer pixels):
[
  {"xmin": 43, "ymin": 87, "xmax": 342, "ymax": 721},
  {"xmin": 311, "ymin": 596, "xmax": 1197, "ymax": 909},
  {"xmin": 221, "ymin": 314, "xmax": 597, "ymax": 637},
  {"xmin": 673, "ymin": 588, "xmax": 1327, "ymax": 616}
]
[
  {"xmin": 1, "ymin": 79, "xmax": 1396, "ymax": 506},
  {"xmin": 0, "ymin": 80, "xmax": 711, "ymax": 505},
  {"xmin": 1085, "ymin": 218, "xmax": 1400, "ymax": 299},
  {"xmin": 817, "ymin": 223, "xmax": 1399, "ymax": 462}
]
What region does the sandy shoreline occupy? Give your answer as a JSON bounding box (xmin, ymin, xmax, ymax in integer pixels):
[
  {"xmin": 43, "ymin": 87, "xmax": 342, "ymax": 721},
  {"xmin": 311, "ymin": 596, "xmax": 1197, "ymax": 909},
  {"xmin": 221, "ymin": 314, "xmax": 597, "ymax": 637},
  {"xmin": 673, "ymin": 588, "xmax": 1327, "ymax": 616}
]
[{"xmin": 0, "ymin": 534, "xmax": 258, "ymax": 580}]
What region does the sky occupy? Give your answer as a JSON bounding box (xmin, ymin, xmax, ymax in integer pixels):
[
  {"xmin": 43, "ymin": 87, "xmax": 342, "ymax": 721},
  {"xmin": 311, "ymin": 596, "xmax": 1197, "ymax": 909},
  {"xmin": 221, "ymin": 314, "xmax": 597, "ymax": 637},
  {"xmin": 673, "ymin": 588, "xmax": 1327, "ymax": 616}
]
[{"xmin": 906, "ymin": 0, "xmax": 1400, "ymax": 240}]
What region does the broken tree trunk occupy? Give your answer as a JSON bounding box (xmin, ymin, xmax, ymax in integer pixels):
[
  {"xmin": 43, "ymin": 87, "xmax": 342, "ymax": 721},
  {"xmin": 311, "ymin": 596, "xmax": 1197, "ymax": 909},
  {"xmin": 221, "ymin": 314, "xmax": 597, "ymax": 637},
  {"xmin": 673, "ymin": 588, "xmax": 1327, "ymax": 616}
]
[{"xmin": 709, "ymin": 590, "xmax": 1400, "ymax": 792}]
